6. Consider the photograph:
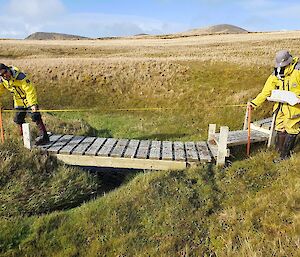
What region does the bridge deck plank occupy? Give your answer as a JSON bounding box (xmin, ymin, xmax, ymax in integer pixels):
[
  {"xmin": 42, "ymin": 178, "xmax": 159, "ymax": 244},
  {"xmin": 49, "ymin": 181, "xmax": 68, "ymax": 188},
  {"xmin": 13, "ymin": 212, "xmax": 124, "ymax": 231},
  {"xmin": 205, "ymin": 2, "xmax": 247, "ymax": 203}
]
[
  {"xmin": 59, "ymin": 136, "xmax": 85, "ymax": 154},
  {"xmin": 84, "ymin": 138, "xmax": 106, "ymax": 156},
  {"xmin": 149, "ymin": 141, "xmax": 161, "ymax": 160},
  {"xmin": 47, "ymin": 135, "xmax": 74, "ymax": 154},
  {"xmin": 72, "ymin": 137, "xmax": 96, "ymax": 155}
]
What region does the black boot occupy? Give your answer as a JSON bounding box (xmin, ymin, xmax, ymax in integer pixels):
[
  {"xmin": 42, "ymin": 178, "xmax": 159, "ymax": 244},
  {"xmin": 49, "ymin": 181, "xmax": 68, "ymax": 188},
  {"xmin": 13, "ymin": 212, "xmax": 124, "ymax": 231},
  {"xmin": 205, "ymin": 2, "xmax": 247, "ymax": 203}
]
[
  {"xmin": 275, "ymin": 131, "xmax": 287, "ymax": 153},
  {"xmin": 35, "ymin": 120, "xmax": 50, "ymax": 145},
  {"xmin": 280, "ymin": 133, "xmax": 298, "ymax": 160}
]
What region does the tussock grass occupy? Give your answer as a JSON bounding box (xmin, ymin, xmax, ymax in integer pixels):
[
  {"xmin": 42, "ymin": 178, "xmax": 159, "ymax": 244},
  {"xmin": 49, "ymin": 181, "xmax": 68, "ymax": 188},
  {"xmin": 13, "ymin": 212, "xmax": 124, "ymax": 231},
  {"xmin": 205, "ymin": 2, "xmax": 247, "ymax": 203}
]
[
  {"xmin": 0, "ymin": 140, "xmax": 100, "ymax": 217},
  {"xmin": 0, "ymin": 151, "xmax": 299, "ymax": 256}
]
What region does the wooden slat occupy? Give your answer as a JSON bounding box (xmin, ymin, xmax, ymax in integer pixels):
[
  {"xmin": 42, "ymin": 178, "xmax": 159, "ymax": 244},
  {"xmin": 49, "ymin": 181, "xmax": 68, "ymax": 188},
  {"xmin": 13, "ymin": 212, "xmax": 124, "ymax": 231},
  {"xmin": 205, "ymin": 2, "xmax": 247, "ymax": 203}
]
[
  {"xmin": 162, "ymin": 141, "xmax": 173, "ymax": 160},
  {"xmin": 38, "ymin": 134, "xmax": 63, "ymax": 150},
  {"xmin": 47, "ymin": 135, "xmax": 74, "ymax": 154},
  {"xmin": 173, "ymin": 142, "xmax": 186, "ymax": 161},
  {"xmin": 136, "ymin": 140, "xmax": 151, "ymax": 159},
  {"xmin": 110, "ymin": 139, "xmax": 129, "ymax": 158},
  {"xmin": 59, "ymin": 136, "xmax": 85, "ymax": 154},
  {"xmin": 84, "ymin": 138, "xmax": 106, "ymax": 156},
  {"xmin": 185, "ymin": 142, "xmax": 199, "ymax": 162},
  {"xmin": 72, "ymin": 137, "xmax": 96, "ymax": 155},
  {"xmin": 123, "ymin": 140, "xmax": 140, "ymax": 158},
  {"xmin": 97, "ymin": 138, "xmax": 117, "ymax": 157},
  {"xmin": 149, "ymin": 141, "xmax": 161, "ymax": 160},
  {"xmin": 196, "ymin": 141, "xmax": 212, "ymax": 162},
  {"xmin": 213, "ymin": 130, "xmax": 269, "ymax": 147}
]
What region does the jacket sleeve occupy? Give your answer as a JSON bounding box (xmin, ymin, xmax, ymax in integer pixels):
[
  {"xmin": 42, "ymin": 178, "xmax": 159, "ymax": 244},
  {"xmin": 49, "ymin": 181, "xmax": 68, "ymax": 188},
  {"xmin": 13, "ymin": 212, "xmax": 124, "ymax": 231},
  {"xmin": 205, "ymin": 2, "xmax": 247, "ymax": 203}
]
[
  {"xmin": 0, "ymin": 82, "xmax": 5, "ymax": 107},
  {"xmin": 20, "ymin": 79, "xmax": 38, "ymax": 106},
  {"xmin": 250, "ymin": 75, "xmax": 277, "ymax": 109}
]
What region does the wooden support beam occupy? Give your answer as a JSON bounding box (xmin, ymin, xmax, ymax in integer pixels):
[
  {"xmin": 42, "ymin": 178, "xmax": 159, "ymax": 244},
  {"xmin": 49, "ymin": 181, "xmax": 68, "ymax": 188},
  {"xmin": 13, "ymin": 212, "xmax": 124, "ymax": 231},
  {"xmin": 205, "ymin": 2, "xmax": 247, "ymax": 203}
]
[
  {"xmin": 217, "ymin": 126, "xmax": 229, "ymax": 166},
  {"xmin": 22, "ymin": 123, "xmax": 32, "ymax": 149},
  {"xmin": 208, "ymin": 124, "xmax": 216, "ymax": 142},
  {"xmin": 55, "ymin": 154, "xmax": 188, "ymax": 171}
]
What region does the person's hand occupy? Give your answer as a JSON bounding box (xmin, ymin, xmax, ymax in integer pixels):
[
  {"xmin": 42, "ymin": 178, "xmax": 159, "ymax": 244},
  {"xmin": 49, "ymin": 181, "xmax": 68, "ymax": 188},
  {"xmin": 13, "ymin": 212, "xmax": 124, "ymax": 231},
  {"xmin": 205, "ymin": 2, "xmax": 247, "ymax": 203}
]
[
  {"xmin": 247, "ymin": 102, "xmax": 255, "ymax": 111},
  {"xmin": 31, "ymin": 105, "xmax": 38, "ymax": 112}
]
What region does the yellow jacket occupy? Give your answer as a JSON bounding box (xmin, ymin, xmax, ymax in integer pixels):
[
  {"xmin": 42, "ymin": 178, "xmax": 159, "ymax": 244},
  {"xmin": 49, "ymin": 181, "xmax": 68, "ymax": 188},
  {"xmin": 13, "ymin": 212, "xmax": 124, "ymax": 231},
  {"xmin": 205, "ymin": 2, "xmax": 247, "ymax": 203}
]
[
  {"xmin": 0, "ymin": 66, "xmax": 38, "ymax": 108},
  {"xmin": 251, "ymin": 57, "xmax": 300, "ymax": 119}
]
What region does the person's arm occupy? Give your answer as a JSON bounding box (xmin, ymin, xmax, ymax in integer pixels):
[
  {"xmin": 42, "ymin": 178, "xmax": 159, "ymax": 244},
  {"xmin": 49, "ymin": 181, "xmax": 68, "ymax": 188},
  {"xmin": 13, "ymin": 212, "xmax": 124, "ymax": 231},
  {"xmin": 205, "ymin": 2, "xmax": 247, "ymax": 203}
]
[
  {"xmin": 19, "ymin": 74, "xmax": 39, "ymax": 108},
  {"xmin": 250, "ymin": 74, "xmax": 277, "ymax": 109},
  {"xmin": 0, "ymin": 80, "xmax": 5, "ymax": 108}
]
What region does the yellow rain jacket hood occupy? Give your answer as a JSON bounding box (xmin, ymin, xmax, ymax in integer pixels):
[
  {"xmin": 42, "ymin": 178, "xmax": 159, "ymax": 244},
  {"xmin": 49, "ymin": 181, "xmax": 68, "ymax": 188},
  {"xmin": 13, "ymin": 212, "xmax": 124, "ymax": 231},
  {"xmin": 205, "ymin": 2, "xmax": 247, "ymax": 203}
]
[
  {"xmin": 0, "ymin": 66, "xmax": 38, "ymax": 108},
  {"xmin": 251, "ymin": 57, "xmax": 300, "ymax": 119}
]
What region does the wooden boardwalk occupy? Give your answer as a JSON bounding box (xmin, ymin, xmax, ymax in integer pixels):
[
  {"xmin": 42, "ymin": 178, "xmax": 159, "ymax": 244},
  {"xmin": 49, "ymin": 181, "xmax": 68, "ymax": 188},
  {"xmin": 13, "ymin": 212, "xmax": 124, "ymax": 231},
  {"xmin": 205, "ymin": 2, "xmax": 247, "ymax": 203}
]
[
  {"xmin": 37, "ymin": 135, "xmax": 213, "ymax": 170},
  {"xmin": 27, "ymin": 117, "xmax": 274, "ymax": 170}
]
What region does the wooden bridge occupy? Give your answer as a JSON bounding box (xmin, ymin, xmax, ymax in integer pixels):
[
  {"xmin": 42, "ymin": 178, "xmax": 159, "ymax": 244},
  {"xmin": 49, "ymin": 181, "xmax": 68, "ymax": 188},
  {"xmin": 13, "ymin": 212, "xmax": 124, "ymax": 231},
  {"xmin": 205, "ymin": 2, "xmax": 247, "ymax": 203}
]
[{"xmin": 22, "ymin": 117, "xmax": 274, "ymax": 170}]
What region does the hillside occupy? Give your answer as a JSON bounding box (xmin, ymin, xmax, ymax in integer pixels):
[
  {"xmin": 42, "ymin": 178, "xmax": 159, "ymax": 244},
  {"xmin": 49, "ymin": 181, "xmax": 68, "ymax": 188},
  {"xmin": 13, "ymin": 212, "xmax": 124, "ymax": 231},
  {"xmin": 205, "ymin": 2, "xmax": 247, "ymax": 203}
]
[
  {"xmin": 0, "ymin": 31, "xmax": 299, "ymax": 256},
  {"xmin": 25, "ymin": 32, "xmax": 89, "ymax": 40},
  {"xmin": 180, "ymin": 24, "xmax": 249, "ymax": 36}
]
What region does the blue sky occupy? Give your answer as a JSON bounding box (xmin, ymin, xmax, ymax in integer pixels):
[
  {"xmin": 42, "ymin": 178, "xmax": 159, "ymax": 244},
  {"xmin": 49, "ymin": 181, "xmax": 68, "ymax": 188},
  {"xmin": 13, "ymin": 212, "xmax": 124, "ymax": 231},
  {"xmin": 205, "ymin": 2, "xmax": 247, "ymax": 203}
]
[{"xmin": 0, "ymin": 0, "xmax": 300, "ymax": 38}]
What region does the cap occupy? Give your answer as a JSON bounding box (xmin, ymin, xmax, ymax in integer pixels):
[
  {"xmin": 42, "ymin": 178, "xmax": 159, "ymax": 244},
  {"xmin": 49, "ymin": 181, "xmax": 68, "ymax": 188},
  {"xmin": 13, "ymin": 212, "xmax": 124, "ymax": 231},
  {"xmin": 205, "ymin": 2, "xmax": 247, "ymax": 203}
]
[{"xmin": 275, "ymin": 50, "xmax": 293, "ymax": 68}]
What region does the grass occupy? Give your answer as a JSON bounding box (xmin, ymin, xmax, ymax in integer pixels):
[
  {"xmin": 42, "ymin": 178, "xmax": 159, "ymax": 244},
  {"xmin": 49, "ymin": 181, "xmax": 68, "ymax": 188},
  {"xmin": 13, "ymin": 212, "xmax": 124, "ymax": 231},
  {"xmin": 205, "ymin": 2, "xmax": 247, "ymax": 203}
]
[
  {"xmin": 0, "ymin": 151, "xmax": 299, "ymax": 256},
  {"xmin": 0, "ymin": 33, "xmax": 299, "ymax": 256}
]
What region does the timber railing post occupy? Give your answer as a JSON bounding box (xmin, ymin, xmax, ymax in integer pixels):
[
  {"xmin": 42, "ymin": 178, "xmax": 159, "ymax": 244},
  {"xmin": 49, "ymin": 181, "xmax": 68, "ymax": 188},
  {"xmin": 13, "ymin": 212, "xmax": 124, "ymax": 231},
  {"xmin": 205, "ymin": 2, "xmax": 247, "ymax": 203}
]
[
  {"xmin": 217, "ymin": 126, "xmax": 229, "ymax": 166},
  {"xmin": 208, "ymin": 124, "xmax": 216, "ymax": 142},
  {"xmin": 22, "ymin": 123, "xmax": 32, "ymax": 149}
]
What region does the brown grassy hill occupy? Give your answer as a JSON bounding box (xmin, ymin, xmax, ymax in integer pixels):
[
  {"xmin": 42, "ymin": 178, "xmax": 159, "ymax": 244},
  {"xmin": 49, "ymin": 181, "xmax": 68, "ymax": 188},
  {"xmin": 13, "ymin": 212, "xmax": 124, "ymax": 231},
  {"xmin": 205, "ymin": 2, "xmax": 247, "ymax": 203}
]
[
  {"xmin": 181, "ymin": 24, "xmax": 249, "ymax": 36},
  {"xmin": 25, "ymin": 32, "xmax": 89, "ymax": 40}
]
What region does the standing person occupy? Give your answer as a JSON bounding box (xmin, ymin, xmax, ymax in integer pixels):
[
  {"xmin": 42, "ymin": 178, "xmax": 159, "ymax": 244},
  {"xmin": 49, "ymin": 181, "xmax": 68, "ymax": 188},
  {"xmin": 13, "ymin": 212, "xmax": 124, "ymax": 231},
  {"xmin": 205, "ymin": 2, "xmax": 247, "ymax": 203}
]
[
  {"xmin": 0, "ymin": 63, "xmax": 50, "ymax": 145},
  {"xmin": 250, "ymin": 50, "xmax": 300, "ymax": 161}
]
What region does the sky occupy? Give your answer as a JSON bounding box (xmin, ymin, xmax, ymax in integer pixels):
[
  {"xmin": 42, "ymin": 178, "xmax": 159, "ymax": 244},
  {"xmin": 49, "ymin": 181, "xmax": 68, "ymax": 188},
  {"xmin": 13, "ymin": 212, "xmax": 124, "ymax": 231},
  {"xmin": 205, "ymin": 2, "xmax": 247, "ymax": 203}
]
[{"xmin": 0, "ymin": 0, "xmax": 300, "ymax": 39}]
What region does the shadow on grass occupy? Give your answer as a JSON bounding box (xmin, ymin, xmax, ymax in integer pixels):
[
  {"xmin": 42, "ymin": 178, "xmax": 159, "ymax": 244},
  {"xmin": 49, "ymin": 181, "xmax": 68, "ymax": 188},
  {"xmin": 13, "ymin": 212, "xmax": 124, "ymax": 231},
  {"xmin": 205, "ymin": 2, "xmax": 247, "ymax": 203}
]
[{"xmin": 85, "ymin": 127, "xmax": 113, "ymax": 138}]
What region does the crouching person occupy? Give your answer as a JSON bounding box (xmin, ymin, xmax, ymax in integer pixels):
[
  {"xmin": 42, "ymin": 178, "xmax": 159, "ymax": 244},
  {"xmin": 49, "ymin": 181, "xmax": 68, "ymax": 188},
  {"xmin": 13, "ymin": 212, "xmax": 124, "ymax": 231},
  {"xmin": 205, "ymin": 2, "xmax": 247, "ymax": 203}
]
[
  {"xmin": 0, "ymin": 63, "xmax": 50, "ymax": 145},
  {"xmin": 249, "ymin": 50, "xmax": 300, "ymax": 162}
]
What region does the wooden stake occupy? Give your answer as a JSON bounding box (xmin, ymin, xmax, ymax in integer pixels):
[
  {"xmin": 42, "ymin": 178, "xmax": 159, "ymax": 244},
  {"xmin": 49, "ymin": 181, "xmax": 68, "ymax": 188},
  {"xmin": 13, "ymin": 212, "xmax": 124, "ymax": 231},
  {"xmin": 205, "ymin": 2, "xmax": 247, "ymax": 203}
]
[
  {"xmin": 0, "ymin": 108, "xmax": 4, "ymax": 143},
  {"xmin": 208, "ymin": 124, "xmax": 216, "ymax": 142},
  {"xmin": 217, "ymin": 126, "xmax": 229, "ymax": 166},
  {"xmin": 22, "ymin": 123, "xmax": 32, "ymax": 149},
  {"xmin": 247, "ymin": 105, "xmax": 252, "ymax": 156},
  {"xmin": 243, "ymin": 103, "xmax": 249, "ymax": 130},
  {"xmin": 267, "ymin": 110, "xmax": 278, "ymax": 148}
]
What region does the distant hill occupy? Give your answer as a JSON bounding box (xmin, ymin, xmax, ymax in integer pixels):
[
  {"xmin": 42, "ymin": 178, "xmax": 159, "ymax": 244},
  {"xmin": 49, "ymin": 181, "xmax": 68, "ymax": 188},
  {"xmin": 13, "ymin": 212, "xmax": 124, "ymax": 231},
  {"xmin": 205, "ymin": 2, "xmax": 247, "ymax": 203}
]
[
  {"xmin": 25, "ymin": 32, "xmax": 89, "ymax": 40},
  {"xmin": 180, "ymin": 24, "xmax": 249, "ymax": 36}
]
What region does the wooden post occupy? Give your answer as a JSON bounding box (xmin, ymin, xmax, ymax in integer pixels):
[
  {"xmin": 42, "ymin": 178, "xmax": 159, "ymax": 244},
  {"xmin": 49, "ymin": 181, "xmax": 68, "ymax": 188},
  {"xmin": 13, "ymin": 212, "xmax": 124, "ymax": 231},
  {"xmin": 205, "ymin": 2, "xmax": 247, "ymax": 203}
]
[
  {"xmin": 22, "ymin": 123, "xmax": 32, "ymax": 149},
  {"xmin": 268, "ymin": 111, "xmax": 277, "ymax": 148},
  {"xmin": 243, "ymin": 103, "xmax": 249, "ymax": 130},
  {"xmin": 217, "ymin": 126, "xmax": 229, "ymax": 166},
  {"xmin": 0, "ymin": 108, "xmax": 4, "ymax": 143},
  {"xmin": 208, "ymin": 124, "xmax": 216, "ymax": 142},
  {"xmin": 247, "ymin": 105, "xmax": 252, "ymax": 156}
]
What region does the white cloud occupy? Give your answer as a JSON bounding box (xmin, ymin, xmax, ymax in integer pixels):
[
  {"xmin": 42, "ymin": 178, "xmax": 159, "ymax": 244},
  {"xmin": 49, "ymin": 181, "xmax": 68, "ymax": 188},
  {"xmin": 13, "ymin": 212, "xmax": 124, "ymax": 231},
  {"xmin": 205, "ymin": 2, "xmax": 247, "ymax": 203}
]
[{"xmin": 8, "ymin": 0, "xmax": 65, "ymax": 20}]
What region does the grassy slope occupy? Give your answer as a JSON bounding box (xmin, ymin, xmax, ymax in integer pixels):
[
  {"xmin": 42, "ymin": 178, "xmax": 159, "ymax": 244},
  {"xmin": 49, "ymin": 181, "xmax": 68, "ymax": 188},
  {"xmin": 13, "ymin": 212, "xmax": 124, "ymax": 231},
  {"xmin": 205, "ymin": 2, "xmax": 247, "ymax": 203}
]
[
  {"xmin": 0, "ymin": 34, "xmax": 299, "ymax": 256},
  {"xmin": 0, "ymin": 151, "xmax": 299, "ymax": 256}
]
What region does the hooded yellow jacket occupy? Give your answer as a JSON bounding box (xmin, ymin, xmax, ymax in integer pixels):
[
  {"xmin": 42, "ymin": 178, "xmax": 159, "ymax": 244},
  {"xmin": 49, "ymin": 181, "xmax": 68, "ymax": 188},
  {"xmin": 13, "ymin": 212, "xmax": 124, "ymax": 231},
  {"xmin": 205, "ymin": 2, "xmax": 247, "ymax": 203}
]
[
  {"xmin": 251, "ymin": 57, "xmax": 300, "ymax": 119},
  {"xmin": 0, "ymin": 66, "xmax": 38, "ymax": 108}
]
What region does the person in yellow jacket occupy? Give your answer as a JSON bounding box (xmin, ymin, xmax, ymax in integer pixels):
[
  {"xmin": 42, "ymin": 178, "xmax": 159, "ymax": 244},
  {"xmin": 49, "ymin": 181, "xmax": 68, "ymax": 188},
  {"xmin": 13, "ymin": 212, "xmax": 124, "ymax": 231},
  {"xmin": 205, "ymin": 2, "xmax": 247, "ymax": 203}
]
[
  {"xmin": 0, "ymin": 63, "xmax": 49, "ymax": 145},
  {"xmin": 250, "ymin": 50, "xmax": 300, "ymax": 161}
]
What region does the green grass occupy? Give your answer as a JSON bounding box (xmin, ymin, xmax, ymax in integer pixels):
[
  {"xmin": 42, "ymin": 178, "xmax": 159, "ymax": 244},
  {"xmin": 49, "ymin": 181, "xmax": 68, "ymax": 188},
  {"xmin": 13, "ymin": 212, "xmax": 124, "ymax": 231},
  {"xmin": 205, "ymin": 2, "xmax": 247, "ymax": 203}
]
[
  {"xmin": 0, "ymin": 150, "xmax": 299, "ymax": 256},
  {"xmin": 0, "ymin": 59, "xmax": 298, "ymax": 256}
]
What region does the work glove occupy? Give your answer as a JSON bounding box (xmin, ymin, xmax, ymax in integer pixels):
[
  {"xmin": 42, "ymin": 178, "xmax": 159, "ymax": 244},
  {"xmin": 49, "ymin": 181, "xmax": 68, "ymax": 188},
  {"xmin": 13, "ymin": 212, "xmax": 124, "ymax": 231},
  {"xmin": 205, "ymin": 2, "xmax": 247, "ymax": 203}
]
[{"xmin": 31, "ymin": 105, "xmax": 39, "ymax": 112}]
